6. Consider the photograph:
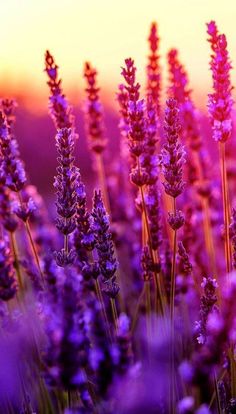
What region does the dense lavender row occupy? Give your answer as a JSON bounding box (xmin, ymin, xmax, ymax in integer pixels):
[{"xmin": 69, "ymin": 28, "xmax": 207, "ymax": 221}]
[{"xmin": 0, "ymin": 20, "xmax": 236, "ymax": 413}]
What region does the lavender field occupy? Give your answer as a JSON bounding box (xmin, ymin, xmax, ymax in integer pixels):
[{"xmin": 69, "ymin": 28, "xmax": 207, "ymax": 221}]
[{"xmin": 0, "ymin": 18, "xmax": 236, "ymax": 413}]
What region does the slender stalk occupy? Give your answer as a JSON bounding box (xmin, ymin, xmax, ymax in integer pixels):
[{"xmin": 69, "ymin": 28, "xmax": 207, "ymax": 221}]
[
  {"xmin": 219, "ymin": 142, "xmax": 231, "ymax": 274},
  {"xmin": 145, "ymin": 280, "xmax": 152, "ymax": 341},
  {"xmin": 96, "ymin": 153, "xmax": 125, "ymax": 313},
  {"xmin": 96, "ymin": 153, "xmax": 111, "ymax": 216},
  {"xmin": 95, "ymin": 279, "xmax": 112, "ymax": 342},
  {"xmin": 141, "ymin": 210, "xmax": 152, "ymax": 343},
  {"xmin": 64, "ymin": 235, "xmax": 69, "ymax": 255},
  {"xmin": 170, "ymin": 198, "xmax": 177, "ymax": 322},
  {"xmin": 110, "ymin": 298, "xmax": 118, "ymax": 333},
  {"xmin": 193, "ymin": 150, "xmax": 217, "ymax": 276},
  {"xmin": 214, "ymin": 371, "xmax": 221, "ymax": 414},
  {"xmin": 209, "ymin": 369, "xmax": 227, "ymax": 409},
  {"xmin": 17, "ymin": 191, "xmax": 44, "ymax": 282},
  {"xmin": 9, "ymin": 232, "xmax": 23, "ymax": 290},
  {"xmin": 201, "ymin": 197, "xmax": 217, "ymax": 274},
  {"xmin": 131, "ymin": 286, "xmax": 145, "ymax": 333},
  {"xmin": 169, "ymin": 197, "xmax": 177, "ymax": 414},
  {"xmin": 68, "ymin": 390, "xmax": 71, "ymax": 409},
  {"xmin": 25, "ymin": 220, "xmax": 44, "ymax": 282},
  {"xmin": 219, "ymin": 143, "xmax": 236, "ymax": 398},
  {"xmin": 140, "ymin": 185, "xmax": 165, "ymax": 315}
]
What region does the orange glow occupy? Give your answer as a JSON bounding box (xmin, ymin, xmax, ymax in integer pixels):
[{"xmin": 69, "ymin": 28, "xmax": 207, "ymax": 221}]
[{"xmin": 1, "ymin": 0, "xmax": 236, "ymax": 110}]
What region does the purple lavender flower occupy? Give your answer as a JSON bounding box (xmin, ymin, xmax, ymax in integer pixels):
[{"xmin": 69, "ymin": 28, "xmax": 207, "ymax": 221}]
[
  {"xmin": 44, "ymin": 269, "xmax": 93, "ymax": 408},
  {"xmin": 117, "ymin": 83, "xmax": 130, "ymax": 142},
  {"xmin": 207, "ymin": 21, "xmax": 233, "ymax": 142},
  {"xmin": 195, "ymin": 277, "xmax": 218, "ymax": 344},
  {"xmin": 178, "ymin": 242, "xmax": 192, "ymax": 276},
  {"xmin": 83, "ymin": 62, "xmax": 107, "ymax": 154},
  {"xmin": 13, "ymin": 194, "xmax": 36, "ymax": 222},
  {"xmin": 0, "ymin": 112, "xmax": 26, "ymax": 192},
  {"xmin": 23, "ymin": 185, "xmax": 56, "ymax": 252},
  {"xmin": 0, "ymin": 99, "xmax": 17, "ymax": 133},
  {"xmin": 45, "ymin": 50, "xmax": 74, "ymax": 129},
  {"xmin": 146, "ymin": 22, "xmax": 161, "ymax": 116},
  {"xmin": 141, "ymin": 246, "xmax": 160, "ymax": 282},
  {"xmin": 140, "ymin": 96, "xmax": 159, "ymax": 185},
  {"xmin": 145, "ymin": 185, "xmax": 162, "ymax": 250},
  {"xmin": 74, "ymin": 173, "xmax": 95, "ymax": 253},
  {"xmin": 87, "ymin": 296, "xmax": 114, "ymax": 398},
  {"xmin": 54, "ymin": 128, "xmax": 78, "ymax": 266},
  {"xmin": 161, "ymin": 98, "xmax": 185, "ymax": 198},
  {"xmin": 92, "ymin": 190, "xmax": 119, "ymax": 298},
  {"xmin": 167, "ymin": 48, "xmax": 202, "ymax": 151},
  {"xmin": 0, "ymin": 237, "xmax": 17, "ymax": 301},
  {"xmin": 115, "ymin": 313, "xmax": 133, "ymax": 375},
  {"xmin": 121, "ymin": 59, "xmax": 149, "ymax": 187},
  {"xmin": 0, "ymin": 185, "xmax": 18, "ymax": 232}
]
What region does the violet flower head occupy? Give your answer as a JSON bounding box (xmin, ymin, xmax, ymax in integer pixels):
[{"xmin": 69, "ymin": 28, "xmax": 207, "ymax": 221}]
[
  {"xmin": 140, "ymin": 97, "xmax": 159, "ymax": 185},
  {"xmin": 161, "ymin": 98, "xmax": 185, "ymax": 198},
  {"xmin": 121, "ymin": 59, "xmax": 150, "ymax": 187},
  {"xmin": 115, "ymin": 313, "xmax": 133, "ymax": 375},
  {"xmin": 178, "ymin": 241, "xmax": 192, "ymax": 276},
  {"xmin": 0, "ymin": 99, "xmax": 17, "ymax": 133},
  {"xmin": 117, "ymin": 83, "xmax": 130, "ymax": 140},
  {"xmin": 207, "ymin": 21, "xmax": 233, "ymax": 142},
  {"xmin": 121, "ymin": 59, "xmax": 142, "ymax": 149},
  {"xmin": 54, "ymin": 128, "xmax": 77, "ymax": 234},
  {"xmin": 83, "ymin": 62, "xmax": 107, "ymax": 154},
  {"xmin": 87, "ymin": 296, "xmax": 114, "ymax": 397},
  {"xmin": 145, "ymin": 185, "xmax": 162, "ymax": 250},
  {"xmin": 167, "ymin": 49, "xmax": 190, "ymax": 105},
  {"xmin": 23, "ymin": 185, "xmax": 56, "ymax": 252},
  {"xmin": 92, "ymin": 190, "xmax": 119, "ymax": 298},
  {"xmin": 44, "ymin": 270, "xmax": 92, "ymax": 407},
  {"xmin": 45, "ymin": 50, "xmax": 73, "ymax": 129},
  {"xmin": 141, "ymin": 246, "xmax": 160, "ymax": 281},
  {"xmin": 0, "ymin": 186, "xmax": 18, "ymax": 232},
  {"xmin": 121, "ymin": 58, "xmax": 139, "ymax": 101},
  {"xmin": 13, "ymin": 192, "xmax": 36, "ymax": 223},
  {"xmin": 195, "ymin": 277, "xmax": 218, "ymax": 345},
  {"xmin": 74, "ymin": 173, "xmax": 95, "ymax": 253},
  {"xmin": 0, "ymin": 237, "xmax": 17, "ymax": 301},
  {"xmin": 54, "ymin": 128, "xmax": 78, "ymax": 266},
  {"xmin": 167, "ymin": 49, "xmax": 202, "ymax": 150},
  {"xmin": 0, "ymin": 111, "xmax": 26, "ymax": 192},
  {"xmin": 146, "ymin": 22, "xmax": 161, "ymax": 115}
]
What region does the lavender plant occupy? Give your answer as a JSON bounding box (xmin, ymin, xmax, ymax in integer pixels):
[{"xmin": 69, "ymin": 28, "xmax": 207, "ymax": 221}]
[{"xmin": 1, "ymin": 19, "xmax": 236, "ymax": 414}]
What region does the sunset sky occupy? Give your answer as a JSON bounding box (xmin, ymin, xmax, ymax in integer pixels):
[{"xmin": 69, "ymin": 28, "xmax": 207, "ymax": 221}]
[{"xmin": 1, "ymin": 0, "xmax": 236, "ymax": 110}]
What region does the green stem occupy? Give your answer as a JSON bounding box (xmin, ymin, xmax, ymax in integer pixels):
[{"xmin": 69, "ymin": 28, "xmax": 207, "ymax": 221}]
[
  {"xmin": 170, "ymin": 198, "xmax": 177, "ymax": 322},
  {"xmin": 10, "ymin": 231, "xmax": 23, "ymax": 290},
  {"xmin": 110, "ymin": 298, "xmax": 118, "ymax": 333},
  {"xmin": 95, "ymin": 279, "xmax": 112, "ymax": 342},
  {"xmin": 219, "ymin": 142, "xmax": 231, "ymax": 274},
  {"xmin": 25, "ymin": 220, "xmax": 44, "ymax": 282},
  {"xmin": 140, "ymin": 185, "xmax": 165, "ymax": 315}
]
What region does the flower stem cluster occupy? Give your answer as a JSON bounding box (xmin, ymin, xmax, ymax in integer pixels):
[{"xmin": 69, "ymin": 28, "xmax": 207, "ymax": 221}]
[
  {"xmin": 207, "ymin": 21, "xmax": 233, "ymax": 142},
  {"xmin": 167, "ymin": 49, "xmax": 202, "ymax": 150},
  {"xmin": 45, "ymin": 50, "xmax": 73, "ymax": 129},
  {"xmin": 54, "ymin": 128, "xmax": 78, "ymax": 266},
  {"xmin": 0, "ymin": 237, "xmax": 17, "ymax": 301},
  {"xmin": 0, "ymin": 112, "xmax": 26, "ymax": 192},
  {"xmin": 83, "ymin": 62, "xmax": 107, "ymax": 154},
  {"xmin": 146, "ymin": 22, "xmax": 161, "ymax": 116},
  {"xmin": 161, "ymin": 98, "xmax": 185, "ymax": 199},
  {"xmin": 92, "ymin": 190, "xmax": 119, "ymax": 298},
  {"xmin": 195, "ymin": 277, "xmax": 218, "ymax": 344}
]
